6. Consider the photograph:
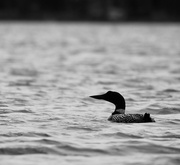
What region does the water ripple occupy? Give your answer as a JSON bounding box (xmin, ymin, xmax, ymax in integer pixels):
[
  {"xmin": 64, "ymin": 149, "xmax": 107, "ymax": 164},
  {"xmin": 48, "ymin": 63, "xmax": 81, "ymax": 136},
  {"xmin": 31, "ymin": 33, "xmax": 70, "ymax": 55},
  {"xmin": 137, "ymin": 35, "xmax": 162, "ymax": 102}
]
[
  {"xmin": 0, "ymin": 132, "xmax": 51, "ymax": 138},
  {"xmin": 0, "ymin": 23, "xmax": 180, "ymax": 164}
]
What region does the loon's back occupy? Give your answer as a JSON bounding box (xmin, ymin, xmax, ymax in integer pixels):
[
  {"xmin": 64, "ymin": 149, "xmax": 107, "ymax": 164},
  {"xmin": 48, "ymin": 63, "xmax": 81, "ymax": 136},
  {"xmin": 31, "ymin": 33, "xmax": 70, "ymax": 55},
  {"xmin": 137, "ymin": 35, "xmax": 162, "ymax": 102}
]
[{"xmin": 108, "ymin": 113, "xmax": 155, "ymax": 123}]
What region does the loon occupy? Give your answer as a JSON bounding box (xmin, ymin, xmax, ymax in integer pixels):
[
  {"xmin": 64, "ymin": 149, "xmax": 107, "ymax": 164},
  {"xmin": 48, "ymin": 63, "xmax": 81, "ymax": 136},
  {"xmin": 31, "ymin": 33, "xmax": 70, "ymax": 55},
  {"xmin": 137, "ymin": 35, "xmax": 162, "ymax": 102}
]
[{"xmin": 90, "ymin": 91, "xmax": 155, "ymax": 123}]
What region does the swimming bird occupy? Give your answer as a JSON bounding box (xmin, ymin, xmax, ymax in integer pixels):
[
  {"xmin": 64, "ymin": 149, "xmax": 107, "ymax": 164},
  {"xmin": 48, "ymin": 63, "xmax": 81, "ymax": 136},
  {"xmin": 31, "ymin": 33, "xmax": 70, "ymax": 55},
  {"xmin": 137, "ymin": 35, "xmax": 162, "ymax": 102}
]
[{"xmin": 90, "ymin": 91, "xmax": 155, "ymax": 123}]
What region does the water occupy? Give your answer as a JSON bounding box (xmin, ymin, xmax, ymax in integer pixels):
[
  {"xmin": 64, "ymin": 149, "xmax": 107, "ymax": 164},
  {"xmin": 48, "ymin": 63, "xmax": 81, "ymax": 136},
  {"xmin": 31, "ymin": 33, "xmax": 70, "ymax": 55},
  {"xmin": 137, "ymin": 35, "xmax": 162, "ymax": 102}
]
[{"xmin": 0, "ymin": 22, "xmax": 180, "ymax": 165}]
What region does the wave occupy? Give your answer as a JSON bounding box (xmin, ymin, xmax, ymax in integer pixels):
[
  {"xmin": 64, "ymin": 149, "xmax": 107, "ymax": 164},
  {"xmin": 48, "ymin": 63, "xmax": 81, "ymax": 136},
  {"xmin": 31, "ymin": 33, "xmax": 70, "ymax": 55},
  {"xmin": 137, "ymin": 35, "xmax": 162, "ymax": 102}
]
[
  {"xmin": 10, "ymin": 68, "xmax": 39, "ymax": 77},
  {"xmin": 102, "ymin": 132, "xmax": 143, "ymax": 139},
  {"xmin": 0, "ymin": 146, "xmax": 57, "ymax": 155},
  {"xmin": 107, "ymin": 141, "xmax": 180, "ymax": 155},
  {"xmin": 0, "ymin": 108, "xmax": 33, "ymax": 114},
  {"xmin": 140, "ymin": 104, "xmax": 180, "ymax": 115},
  {"xmin": 66, "ymin": 126, "xmax": 99, "ymax": 131},
  {"xmin": 1, "ymin": 139, "xmax": 180, "ymax": 156},
  {"xmin": 159, "ymin": 88, "xmax": 180, "ymax": 94},
  {"xmin": 0, "ymin": 143, "xmax": 109, "ymax": 156},
  {"xmin": 0, "ymin": 132, "xmax": 51, "ymax": 138}
]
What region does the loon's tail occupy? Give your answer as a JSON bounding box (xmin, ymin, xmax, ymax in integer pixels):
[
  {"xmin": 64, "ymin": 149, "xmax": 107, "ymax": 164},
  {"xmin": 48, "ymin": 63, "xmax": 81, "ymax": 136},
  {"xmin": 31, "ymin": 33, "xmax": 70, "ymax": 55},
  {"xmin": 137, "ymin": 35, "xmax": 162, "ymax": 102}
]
[{"xmin": 144, "ymin": 113, "xmax": 155, "ymax": 122}]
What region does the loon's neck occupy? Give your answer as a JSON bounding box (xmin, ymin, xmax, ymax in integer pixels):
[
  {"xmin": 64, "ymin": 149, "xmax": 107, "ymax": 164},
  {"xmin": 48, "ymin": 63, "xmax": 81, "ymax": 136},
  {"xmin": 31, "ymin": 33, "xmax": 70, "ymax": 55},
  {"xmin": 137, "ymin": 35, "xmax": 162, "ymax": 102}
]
[{"xmin": 115, "ymin": 102, "xmax": 125, "ymax": 111}]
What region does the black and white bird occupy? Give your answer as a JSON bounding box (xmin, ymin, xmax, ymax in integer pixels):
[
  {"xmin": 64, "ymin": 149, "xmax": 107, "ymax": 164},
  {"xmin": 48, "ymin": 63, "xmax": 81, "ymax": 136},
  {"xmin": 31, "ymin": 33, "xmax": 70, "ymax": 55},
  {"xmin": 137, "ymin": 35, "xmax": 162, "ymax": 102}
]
[{"xmin": 90, "ymin": 91, "xmax": 155, "ymax": 123}]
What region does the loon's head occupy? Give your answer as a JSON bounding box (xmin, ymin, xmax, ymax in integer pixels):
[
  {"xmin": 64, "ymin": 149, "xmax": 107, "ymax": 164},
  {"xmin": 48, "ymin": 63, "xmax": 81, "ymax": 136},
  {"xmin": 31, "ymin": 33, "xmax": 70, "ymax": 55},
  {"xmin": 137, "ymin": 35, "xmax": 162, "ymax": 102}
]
[{"xmin": 90, "ymin": 91, "xmax": 126, "ymax": 111}]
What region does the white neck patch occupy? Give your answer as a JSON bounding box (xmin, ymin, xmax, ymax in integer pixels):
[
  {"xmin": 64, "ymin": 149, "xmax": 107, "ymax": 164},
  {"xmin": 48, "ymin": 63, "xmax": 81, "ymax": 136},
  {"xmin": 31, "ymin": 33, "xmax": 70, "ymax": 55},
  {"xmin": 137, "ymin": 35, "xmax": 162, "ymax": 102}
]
[{"xmin": 116, "ymin": 109, "xmax": 125, "ymax": 114}]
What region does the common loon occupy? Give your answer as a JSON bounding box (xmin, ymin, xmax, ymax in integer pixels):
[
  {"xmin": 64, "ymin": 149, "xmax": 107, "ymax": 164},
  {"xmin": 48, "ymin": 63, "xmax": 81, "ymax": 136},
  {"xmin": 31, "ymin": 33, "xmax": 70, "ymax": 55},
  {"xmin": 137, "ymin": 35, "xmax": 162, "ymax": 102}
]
[{"xmin": 90, "ymin": 91, "xmax": 155, "ymax": 123}]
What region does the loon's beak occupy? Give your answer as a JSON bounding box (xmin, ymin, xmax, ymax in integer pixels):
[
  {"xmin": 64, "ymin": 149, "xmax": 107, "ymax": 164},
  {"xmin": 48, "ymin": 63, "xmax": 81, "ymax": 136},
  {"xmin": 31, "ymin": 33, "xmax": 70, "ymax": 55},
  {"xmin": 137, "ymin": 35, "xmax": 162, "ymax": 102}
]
[{"xmin": 90, "ymin": 94, "xmax": 106, "ymax": 100}]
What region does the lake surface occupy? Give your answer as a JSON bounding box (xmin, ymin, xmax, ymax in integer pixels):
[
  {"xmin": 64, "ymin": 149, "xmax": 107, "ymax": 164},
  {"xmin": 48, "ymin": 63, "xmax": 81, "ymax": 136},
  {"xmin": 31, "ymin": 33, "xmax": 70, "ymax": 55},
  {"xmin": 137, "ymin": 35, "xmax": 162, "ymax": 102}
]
[{"xmin": 0, "ymin": 22, "xmax": 180, "ymax": 165}]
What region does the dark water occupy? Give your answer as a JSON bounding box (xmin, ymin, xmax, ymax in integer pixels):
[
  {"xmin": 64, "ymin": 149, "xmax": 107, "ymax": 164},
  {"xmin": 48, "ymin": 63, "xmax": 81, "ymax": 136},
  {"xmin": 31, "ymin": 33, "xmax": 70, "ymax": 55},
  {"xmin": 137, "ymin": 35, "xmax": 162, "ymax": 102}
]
[{"xmin": 0, "ymin": 22, "xmax": 180, "ymax": 165}]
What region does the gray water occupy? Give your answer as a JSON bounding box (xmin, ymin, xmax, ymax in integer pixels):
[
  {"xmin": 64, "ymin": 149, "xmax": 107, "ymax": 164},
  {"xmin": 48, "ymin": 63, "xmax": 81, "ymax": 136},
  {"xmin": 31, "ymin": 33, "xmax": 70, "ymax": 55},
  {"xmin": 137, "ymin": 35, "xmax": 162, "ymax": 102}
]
[{"xmin": 0, "ymin": 22, "xmax": 180, "ymax": 165}]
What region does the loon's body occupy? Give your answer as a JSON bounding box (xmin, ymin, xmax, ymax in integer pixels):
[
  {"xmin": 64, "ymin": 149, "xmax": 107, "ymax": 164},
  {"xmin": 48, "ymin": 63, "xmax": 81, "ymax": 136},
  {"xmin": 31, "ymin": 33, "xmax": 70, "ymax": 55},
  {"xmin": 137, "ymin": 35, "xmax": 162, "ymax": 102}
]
[
  {"xmin": 90, "ymin": 91, "xmax": 155, "ymax": 123},
  {"xmin": 108, "ymin": 113, "xmax": 153, "ymax": 123}
]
